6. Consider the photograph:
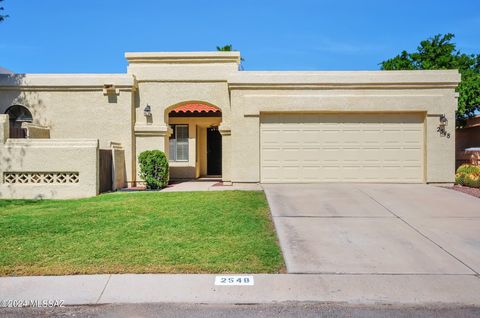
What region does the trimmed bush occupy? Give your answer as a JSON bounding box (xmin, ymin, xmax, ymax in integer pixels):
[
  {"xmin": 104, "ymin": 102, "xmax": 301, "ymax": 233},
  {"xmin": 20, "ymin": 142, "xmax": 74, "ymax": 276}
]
[
  {"xmin": 455, "ymin": 173, "xmax": 466, "ymax": 185},
  {"xmin": 464, "ymin": 174, "xmax": 480, "ymax": 188},
  {"xmin": 455, "ymin": 164, "xmax": 480, "ymax": 188},
  {"xmin": 138, "ymin": 150, "xmax": 169, "ymax": 189},
  {"xmin": 457, "ymin": 164, "xmax": 480, "ymax": 175}
]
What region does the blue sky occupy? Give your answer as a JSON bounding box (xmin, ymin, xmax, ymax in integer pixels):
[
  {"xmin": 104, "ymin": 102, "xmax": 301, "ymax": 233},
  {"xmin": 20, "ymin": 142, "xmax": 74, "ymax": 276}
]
[{"xmin": 1, "ymin": 0, "xmax": 479, "ymax": 73}]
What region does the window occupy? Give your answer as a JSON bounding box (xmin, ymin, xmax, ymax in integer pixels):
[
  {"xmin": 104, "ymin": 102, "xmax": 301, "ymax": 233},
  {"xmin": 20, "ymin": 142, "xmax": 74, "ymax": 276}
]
[{"xmin": 169, "ymin": 125, "xmax": 189, "ymax": 161}]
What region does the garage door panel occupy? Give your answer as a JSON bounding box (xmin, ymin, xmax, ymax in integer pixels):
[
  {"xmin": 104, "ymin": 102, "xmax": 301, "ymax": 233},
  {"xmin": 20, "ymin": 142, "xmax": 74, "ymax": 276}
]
[
  {"xmin": 261, "ymin": 130, "xmax": 281, "ymax": 143},
  {"xmin": 260, "ymin": 113, "xmax": 424, "ymax": 183}
]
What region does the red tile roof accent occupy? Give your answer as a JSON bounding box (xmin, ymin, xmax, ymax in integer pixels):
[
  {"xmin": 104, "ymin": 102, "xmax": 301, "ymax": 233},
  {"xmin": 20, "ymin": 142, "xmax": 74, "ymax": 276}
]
[{"xmin": 170, "ymin": 103, "xmax": 221, "ymax": 113}]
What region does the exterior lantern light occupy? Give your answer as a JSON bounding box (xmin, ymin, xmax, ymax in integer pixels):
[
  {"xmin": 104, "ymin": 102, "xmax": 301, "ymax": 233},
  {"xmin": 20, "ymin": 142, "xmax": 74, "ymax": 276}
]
[
  {"xmin": 144, "ymin": 105, "xmax": 152, "ymax": 117},
  {"xmin": 439, "ymin": 114, "xmax": 448, "ymax": 126}
]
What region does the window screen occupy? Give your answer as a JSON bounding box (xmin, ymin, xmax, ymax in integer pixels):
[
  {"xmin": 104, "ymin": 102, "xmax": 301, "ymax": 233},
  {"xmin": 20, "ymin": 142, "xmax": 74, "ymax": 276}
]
[{"xmin": 169, "ymin": 125, "xmax": 189, "ymax": 161}]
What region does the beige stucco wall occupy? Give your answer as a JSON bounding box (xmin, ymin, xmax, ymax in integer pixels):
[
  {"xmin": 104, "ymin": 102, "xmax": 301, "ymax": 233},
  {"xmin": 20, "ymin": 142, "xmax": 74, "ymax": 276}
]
[
  {"xmin": 22, "ymin": 123, "xmax": 50, "ymax": 139},
  {"xmin": 228, "ymin": 71, "xmax": 460, "ymax": 183},
  {"xmin": 0, "ymin": 74, "xmax": 136, "ymax": 185},
  {"xmin": 0, "ymin": 115, "xmax": 99, "ymax": 199}
]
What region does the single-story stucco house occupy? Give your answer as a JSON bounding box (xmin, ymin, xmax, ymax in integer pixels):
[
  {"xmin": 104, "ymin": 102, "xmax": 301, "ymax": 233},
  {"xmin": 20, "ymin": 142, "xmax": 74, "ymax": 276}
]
[{"xmin": 0, "ymin": 52, "xmax": 460, "ymax": 199}]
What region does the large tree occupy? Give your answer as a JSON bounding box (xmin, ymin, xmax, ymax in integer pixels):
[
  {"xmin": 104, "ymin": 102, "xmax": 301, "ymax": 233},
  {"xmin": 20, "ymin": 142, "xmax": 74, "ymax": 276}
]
[
  {"xmin": 0, "ymin": 0, "xmax": 8, "ymax": 22},
  {"xmin": 380, "ymin": 33, "xmax": 480, "ymax": 126}
]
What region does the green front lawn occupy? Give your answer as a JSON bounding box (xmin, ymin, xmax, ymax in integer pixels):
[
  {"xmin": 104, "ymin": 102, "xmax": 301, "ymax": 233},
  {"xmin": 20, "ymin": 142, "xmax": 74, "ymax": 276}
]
[{"xmin": 0, "ymin": 191, "xmax": 284, "ymax": 276}]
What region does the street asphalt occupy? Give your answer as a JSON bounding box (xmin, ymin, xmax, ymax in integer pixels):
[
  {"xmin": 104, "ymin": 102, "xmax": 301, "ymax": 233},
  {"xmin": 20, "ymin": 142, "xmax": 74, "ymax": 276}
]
[{"xmin": 1, "ymin": 303, "xmax": 480, "ymax": 318}]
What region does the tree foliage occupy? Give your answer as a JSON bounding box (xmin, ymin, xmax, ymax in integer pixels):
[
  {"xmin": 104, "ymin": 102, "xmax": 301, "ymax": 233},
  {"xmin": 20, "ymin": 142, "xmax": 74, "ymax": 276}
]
[
  {"xmin": 0, "ymin": 0, "xmax": 8, "ymax": 22},
  {"xmin": 216, "ymin": 44, "xmax": 245, "ymax": 63},
  {"xmin": 216, "ymin": 44, "xmax": 234, "ymax": 52},
  {"xmin": 380, "ymin": 34, "xmax": 480, "ymax": 126}
]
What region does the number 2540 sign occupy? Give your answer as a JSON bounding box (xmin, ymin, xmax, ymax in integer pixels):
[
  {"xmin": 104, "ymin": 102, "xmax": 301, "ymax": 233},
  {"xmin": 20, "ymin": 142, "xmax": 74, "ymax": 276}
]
[{"xmin": 215, "ymin": 276, "xmax": 254, "ymax": 286}]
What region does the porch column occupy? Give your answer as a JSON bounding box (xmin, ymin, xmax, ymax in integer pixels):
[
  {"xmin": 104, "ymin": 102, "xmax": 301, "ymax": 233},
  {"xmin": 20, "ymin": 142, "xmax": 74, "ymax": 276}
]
[{"xmin": 219, "ymin": 124, "xmax": 231, "ymax": 183}]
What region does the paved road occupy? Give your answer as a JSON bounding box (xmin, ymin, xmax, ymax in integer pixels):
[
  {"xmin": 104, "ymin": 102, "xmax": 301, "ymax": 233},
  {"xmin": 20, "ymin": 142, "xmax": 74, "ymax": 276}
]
[
  {"xmin": 1, "ymin": 303, "xmax": 480, "ymax": 318},
  {"xmin": 263, "ymin": 183, "xmax": 480, "ymax": 274}
]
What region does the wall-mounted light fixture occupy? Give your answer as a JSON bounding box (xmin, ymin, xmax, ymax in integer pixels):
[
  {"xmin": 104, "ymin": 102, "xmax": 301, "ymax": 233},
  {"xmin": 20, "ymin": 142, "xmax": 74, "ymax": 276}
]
[
  {"xmin": 440, "ymin": 114, "xmax": 448, "ymax": 126},
  {"xmin": 144, "ymin": 105, "xmax": 152, "ymax": 117},
  {"xmin": 437, "ymin": 114, "xmax": 450, "ymax": 138}
]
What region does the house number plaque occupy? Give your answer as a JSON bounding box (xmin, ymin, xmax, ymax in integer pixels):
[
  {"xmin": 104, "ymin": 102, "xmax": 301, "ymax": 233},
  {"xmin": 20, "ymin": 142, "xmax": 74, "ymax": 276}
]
[{"xmin": 214, "ymin": 276, "xmax": 254, "ymax": 286}]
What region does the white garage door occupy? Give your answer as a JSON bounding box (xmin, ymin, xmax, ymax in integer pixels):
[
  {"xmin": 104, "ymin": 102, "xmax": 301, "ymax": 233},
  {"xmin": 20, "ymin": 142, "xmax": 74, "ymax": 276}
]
[{"xmin": 260, "ymin": 113, "xmax": 424, "ymax": 183}]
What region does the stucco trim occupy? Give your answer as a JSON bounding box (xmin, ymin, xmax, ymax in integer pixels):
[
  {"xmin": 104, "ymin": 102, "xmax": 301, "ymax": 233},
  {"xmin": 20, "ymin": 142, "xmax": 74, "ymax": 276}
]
[
  {"xmin": 0, "ymin": 74, "xmax": 135, "ymax": 91},
  {"xmin": 125, "ymin": 52, "xmax": 241, "ymax": 64},
  {"xmin": 0, "ymin": 86, "xmax": 135, "ymax": 92},
  {"xmin": 228, "ymin": 70, "xmax": 461, "ymax": 90},
  {"xmin": 134, "ymin": 124, "xmax": 170, "ymax": 137},
  {"xmin": 240, "ymin": 94, "xmax": 448, "ymax": 116},
  {"xmin": 228, "ymin": 83, "xmax": 459, "ymax": 90},
  {"xmin": 219, "ymin": 125, "xmax": 231, "ymax": 136},
  {"xmin": 4, "ymin": 139, "xmax": 99, "ymax": 148}
]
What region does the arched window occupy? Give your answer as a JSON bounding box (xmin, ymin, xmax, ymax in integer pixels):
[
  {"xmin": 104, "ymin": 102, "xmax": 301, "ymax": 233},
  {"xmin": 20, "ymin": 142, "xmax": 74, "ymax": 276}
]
[{"xmin": 5, "ymin": 105, "xmax": 33, "ymax": 138}]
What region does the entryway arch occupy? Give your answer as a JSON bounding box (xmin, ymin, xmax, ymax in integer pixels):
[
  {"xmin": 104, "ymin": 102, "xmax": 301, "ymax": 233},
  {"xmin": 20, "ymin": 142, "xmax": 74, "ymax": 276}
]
[
  {"xmin": 166, "ymin": 101, "xmax": 223, "ymax": 179},
  {"xmin": 4, "ymin": 105, "xmax": 33, "ymax": 138}
]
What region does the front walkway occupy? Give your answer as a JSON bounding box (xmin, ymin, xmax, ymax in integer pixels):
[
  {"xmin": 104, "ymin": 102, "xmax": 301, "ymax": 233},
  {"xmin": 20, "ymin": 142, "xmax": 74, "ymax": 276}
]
[
  {"xmin": 163, "ymin": 180, "xmax": 262, "ymax": 192},
  {"xmin": 122, "ymin": 180, "xmax": 262, "ymax": 192}
]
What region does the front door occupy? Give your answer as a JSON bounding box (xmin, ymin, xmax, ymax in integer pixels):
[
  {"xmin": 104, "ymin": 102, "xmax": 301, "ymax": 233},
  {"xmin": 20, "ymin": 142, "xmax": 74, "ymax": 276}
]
[{"xmin": 207, "ymin": 127, "xmax": 222, "ymax": 176}]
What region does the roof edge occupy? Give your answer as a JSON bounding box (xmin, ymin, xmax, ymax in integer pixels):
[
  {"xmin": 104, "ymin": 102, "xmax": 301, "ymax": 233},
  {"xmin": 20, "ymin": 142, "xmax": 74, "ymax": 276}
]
[
  {"xmin": 228, "ymin": 70, "xmax": 461, "ymax": 89},
  {"xmin": 125, "ymin": 51, "xmax": 241, "ymax": 64},
  {"xmin": 0, "ymin": 74, "xmax": 135, "ymax": 88}
]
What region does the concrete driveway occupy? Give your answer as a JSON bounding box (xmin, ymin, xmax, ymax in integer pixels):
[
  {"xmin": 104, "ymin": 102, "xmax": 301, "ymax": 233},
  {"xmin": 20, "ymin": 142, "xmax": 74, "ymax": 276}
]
[{"xmin": 263, "ymin": 184, "xmax": 480, "ymax": 274}]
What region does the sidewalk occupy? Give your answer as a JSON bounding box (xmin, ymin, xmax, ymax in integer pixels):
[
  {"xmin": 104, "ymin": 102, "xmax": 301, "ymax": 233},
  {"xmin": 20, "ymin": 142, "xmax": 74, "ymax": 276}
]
[{"xmin": 1, "ymin": 273, "xmax": 480, "ymax": 306}]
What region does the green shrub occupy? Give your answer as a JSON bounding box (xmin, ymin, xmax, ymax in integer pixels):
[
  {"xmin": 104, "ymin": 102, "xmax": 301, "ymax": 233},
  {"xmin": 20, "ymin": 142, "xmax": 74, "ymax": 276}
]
[
  {"xmin": 455, "ymin": 164, "xmax": 480, "ymax": 188},
  {"xmin": 456, "ymin": 164, "xmax": 480, "ymax": 175},
  {"xmin": 455, "ymin": 173, "xmax": 466, "ymax": 186},
  {"xmin": 138, "ymin": 150, "xmax": 169, "ymax": 189},
  {"xmin": 464, "ymin": 174, "xmax": 480, "ymax": 188}
]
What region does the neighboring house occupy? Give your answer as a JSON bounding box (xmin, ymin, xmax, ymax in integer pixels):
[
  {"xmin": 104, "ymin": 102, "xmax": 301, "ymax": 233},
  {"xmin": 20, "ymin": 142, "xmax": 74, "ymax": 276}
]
[
  {"xmin": 0, "ymin": 52, "xmax": 460, "ymax": 199},
  {"xmin": 456, "ymin": 115, "xmax": 480, "ymax": 167}
]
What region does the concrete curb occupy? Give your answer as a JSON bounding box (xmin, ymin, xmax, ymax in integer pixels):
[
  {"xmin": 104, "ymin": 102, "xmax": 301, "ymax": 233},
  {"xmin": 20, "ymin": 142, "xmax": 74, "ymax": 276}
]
[{"xmin": 1, "ymin": 274, "xmax": 480, "ymax": 306}]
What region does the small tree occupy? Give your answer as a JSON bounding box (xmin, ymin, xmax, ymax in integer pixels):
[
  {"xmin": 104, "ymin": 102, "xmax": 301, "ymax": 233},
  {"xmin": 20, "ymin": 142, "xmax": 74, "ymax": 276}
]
[
  {"xmin": 0, "ymin": 0, "xmax": 8, "ymax": 23},
  {"xmin": 138, "ymin": 150, "xmax": 169, "ymax": 189}
]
